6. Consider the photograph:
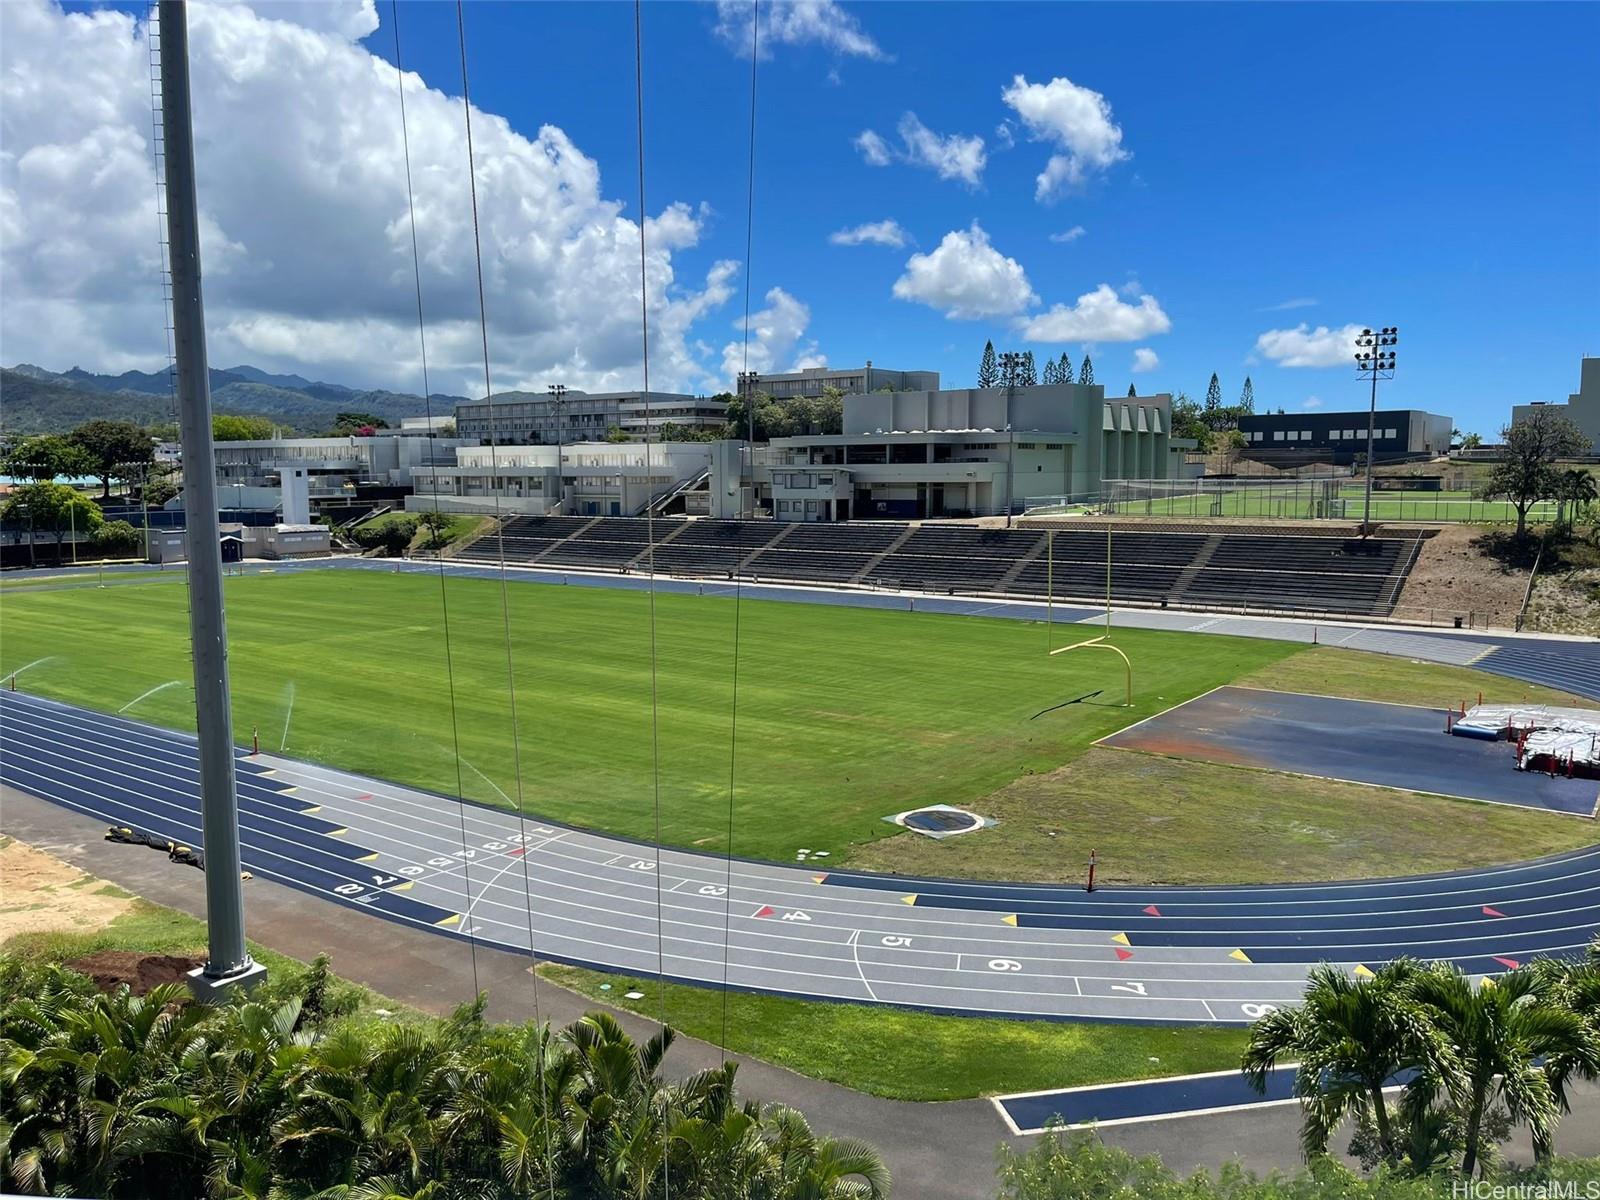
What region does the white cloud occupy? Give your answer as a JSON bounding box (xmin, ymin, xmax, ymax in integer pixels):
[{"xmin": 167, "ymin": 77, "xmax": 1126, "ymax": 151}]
[
  {"xmin": 852, "ymin": 113, "xmax": 985, "ymax": 185},
  {"xmin": 1131, "ymin": 347, "xmax": 1159, "ymax": 373},
  {"xmin": 828, "ymin": 219, "xmax": 909, "ymax": 248},
  {"xmin": 994, "ymin": 120, "xmax": 1015, "ymax": 150},
  {"xmin": 1303, "ymin": 396, "xmax": 1325, "ymax": 409},
  {"xmin": 714, "ymin": 0, "xmax": 886, "ymax": 61},
  {"xmin": 0, "ymin": 0, "xmax": 748, "ymax": 396},
  {"xmin": 853, "ymin": 129, "xmax": 892, "ymax": 167},
  {"xmin": 1018, "ymin": 284, "xmax": 1171, "ymax": 343},
  {"xmin": 1254, "ymin": 323, "xmax": 1365, "ymax": 368},
  {"xmin": 891, "ymin": 222, "xmax": 1036, "ymax": 320},
  {"xmin": 1049, "ymin": 225, "xmax": 1086, "ymax": 243},
  {"xmin": 1000, "ymin": 74, "xmax": 1130, "ymax": 201},
  {"xmin": 721, "ymin": 286, "xmax": 823, "ymax": 381},
  {"xmin": 1259, "ymin": 297, "xmax": 1318, "ymax": 312}
]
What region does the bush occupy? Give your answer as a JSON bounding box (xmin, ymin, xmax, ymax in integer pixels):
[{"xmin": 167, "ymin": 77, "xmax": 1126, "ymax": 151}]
[
  {"xmin": 351, "ymin": 515, "xmax": 418, "ymax": 555},
  {"xmin": 90, "ymin": 519, "xmax": 143, "ymax": 557}
]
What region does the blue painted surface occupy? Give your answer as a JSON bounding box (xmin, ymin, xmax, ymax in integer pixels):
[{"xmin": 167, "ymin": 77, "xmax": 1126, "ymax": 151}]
[
  {"xmin": 999, "ymin": 1066, "xmax": 1298, "ymax": 1132},
  {"xmin": 1103, "ymin": 687, "xmax": 1599, "ymax": 816}
]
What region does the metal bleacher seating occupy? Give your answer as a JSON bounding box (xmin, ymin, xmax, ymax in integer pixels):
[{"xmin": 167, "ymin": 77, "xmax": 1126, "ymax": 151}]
[{"xmin": 453, "ymin": 516, "xmax": 1425, "ymax": 618}]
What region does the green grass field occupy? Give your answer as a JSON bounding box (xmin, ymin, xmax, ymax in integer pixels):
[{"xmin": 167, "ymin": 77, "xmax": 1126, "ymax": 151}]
[
  {"xmin": 2, "ymin": 568, "xmax": 1592, "ymax": 878},
  {"xmin": 1093, "ymin": 486, "xmax": 1555, "ymax": 524}
]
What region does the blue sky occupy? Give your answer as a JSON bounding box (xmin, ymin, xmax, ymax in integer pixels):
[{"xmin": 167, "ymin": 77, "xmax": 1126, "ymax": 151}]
[{"xmin": 17, "ymin": 1, "xmax": 1600, "ymax": 435}]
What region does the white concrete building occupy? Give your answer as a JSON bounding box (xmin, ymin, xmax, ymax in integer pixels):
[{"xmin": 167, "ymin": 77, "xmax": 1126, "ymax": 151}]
[
  {"xmin": 454, "ymin": 390, "xmax": 725, "ymax": 445},
  {"xmin": 211, "ymin": 433, "xmax": 474, "ymax": 499},
  {"xmin": 756, "ymin": 383, "xmax": 1172, "ymax": 521},
  {"xmin": 1513, "ymin": 357, "xmax": 1600, "ymax": 450},
  {"xmin": 750, "ymin": 363, "xmax": 938, "ymax": 399},
  {"xmin": 408, "ymin": 441, "xmax": 716, "ymax": 517}
]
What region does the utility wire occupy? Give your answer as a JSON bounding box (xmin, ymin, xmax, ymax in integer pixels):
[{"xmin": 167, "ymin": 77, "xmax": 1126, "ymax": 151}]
[
  {"xmin": 719, "ymin": 0, "xmax": 759, "ymax": 1065},
  {"xmin": 454, "ymin": 5, "xmax": 558, "ymax": 1195},
  {"xmin": 633, "ymin": 6, "xmax": 670, "ymax": 1197},
  {"xmin": 391, "ymin": 0, "xmax": 478, "ymax": 1004}
]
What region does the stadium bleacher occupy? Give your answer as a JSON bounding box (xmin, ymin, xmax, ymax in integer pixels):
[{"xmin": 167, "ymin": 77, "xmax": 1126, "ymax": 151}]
[{"xmin": 452, "ymin": 516, "xmax": 1425, "ymax": 617}]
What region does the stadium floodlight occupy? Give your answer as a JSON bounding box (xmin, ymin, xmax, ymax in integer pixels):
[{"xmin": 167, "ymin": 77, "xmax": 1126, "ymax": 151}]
[
  {"xmin": 547, "ymin": 384, "xmax": 567, "ymax": 514},
  {"xmin": 997, "ymin": 353, "xmax": 1026, "ymax": 527},
  {"xmin": 1354, "ymin": 325, "xmax": 1399, "ymax": 536}
]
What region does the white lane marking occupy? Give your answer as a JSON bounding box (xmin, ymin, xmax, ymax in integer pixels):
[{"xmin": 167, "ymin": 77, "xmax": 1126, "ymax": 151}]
[
  {"xmin": 847, "ymin": 930, "xmax": 879, "ymax": 1002},
  {"xmin": 464, "ymin": 832, "xmax": 567, "ymax": 919},
  {"xmin": 19, "ymin": 694, "xmax": 1600, "ymax": 909},
  {"xmin": 9, "ymin": 721, "xmax": 1600, "ymax": 973},
  {"xmin": 1200, "ymin": 998, "xmax": 1218, "ymax": 1021}
]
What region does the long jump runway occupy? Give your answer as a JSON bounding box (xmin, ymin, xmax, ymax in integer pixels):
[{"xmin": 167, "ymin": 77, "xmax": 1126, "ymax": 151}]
[{"xmin": 6, "ymin": 690, "xmax": 1600, "ymax": 1025}]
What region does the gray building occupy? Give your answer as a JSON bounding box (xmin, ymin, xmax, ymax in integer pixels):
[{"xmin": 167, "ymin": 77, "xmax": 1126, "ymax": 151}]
[
  {"xmin": 454, "ymin": 389, "xmax": 725, "ymax": 445},
  {"xmin": 1513, "ymin": 357, "xmax": 1600, "ymax": 450},
  {"xmin": 1237, "ymin": 409, "xmax": 1453, "ymax": 465},
  {"xmin": 750, "ymin": 363, "xmax": 939, "ymax": 399},
  {"xmin": 756, "ymin": 383, "xmax": 1172, "ymax": 521}
]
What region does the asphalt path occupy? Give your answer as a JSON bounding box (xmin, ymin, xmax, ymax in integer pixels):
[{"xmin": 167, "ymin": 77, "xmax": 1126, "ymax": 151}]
[{"xmin": 5, "ymin": 687, "xmax": 1598, "ymax": 1026}]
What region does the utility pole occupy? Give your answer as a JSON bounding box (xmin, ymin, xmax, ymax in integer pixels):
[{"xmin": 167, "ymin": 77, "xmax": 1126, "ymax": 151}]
[
  {"xmin": 158, "ymin": 0, "xmax": 262, "ymax": 998},
  {"xmin": 1354, "ymin": 327, "xmax": 1399, "ymax": 536},
  {"xmin": 547, "ymin": 383, "xmax": 567, "ymax": 514},
  {"xmin": 739, "ymin": 370, "xmax": 759, "ymax": 518},
  {"xmin": 999, "ymin": 352, "xmax": 1023, "ymax": 527}
]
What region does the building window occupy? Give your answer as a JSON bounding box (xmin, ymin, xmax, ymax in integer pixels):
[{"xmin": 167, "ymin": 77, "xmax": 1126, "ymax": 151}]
[
  {"xmin": 1272, "ymin": 431, "xmax": 1284, "ymax": 442},
  {"xmin": 1384, "ymin": 428, "xmax": 1398, "ymax": 440}
]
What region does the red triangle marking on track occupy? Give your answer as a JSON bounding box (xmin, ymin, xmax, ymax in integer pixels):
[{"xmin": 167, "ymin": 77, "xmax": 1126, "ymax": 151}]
[
  {"xmin": 509, "ymin": 848, "xmax": 526, "ymax": 857},
  {"xmin": 1482, "ymin": 906, "xmax": 1505, "ymax": 918},
  {"xmin": 1143, "ymin": 905, "xmax": 1161, "ymax": 917},
  {"xmin": 354, "ymin": 793, "xmax": 373, "ymax": 802},
  {"xmin": 1492, "ymin": 956, "xmax": 1521, "ymax": 970},
  {"xmin": 753, "ymin": 905, "xmax": 775, "ymax": 919},
  {"xmin": 1115, "ymin": 948, "xmax": 1134, "ymax": 961}
]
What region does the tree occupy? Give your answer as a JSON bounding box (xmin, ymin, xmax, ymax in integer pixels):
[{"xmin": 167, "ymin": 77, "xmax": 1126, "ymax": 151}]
[
  {"xmin": 978, "ymin": 339, "xmax": 999, "ymax": 388},
  {"xmin": 1041, "ymin": 357, "xmax": 1059, "ymax": 386},
  {"xmin": 1169, "ymin": 392, "xmax": 1210, "ymax": 449},
  {"xmin": 1460, "ymin": 431, "xmax": 1483, "ymax": 450},
  {"xmin": 1204, "ymin": 373, "xmax": 1222, "ymax": 419},
  {"xmin": 1409, "ymin": 963, "xmax": 1598, "ymax": 1177},
  {"xmin": 212, "ymin": 413, "xmax": 276, "ymax": 441},
  {"xmin": 1127, "ymin": 384, "xmax": 1137, "ymax": 398},
  {"xmin": 1553, "ymin": 468, "xmax": 1597, "ymax": 530},
  {"xmin": 352, "ymin": 515, "xmax": 418, "ymax": 556},
  {"xmin": 92, "ymin": 520, "xmax": 143, "ymax": 558},
  {"xmin": 1077, "ymin": 354, "xmax": 1094, "ymax": 386},
  {"xmin": 656, "ymin": 422, "xmax": 717, "ymax": 443},
  {"xmin": 998, "ymin": 353, "xmax": 1017, "ymax": 388},
  {"xmin": 68, "ymin": 419, "xmax": 153, "ymax": 498},
  {"xmin": 603, "ymin": 424, "xmax": 632, "ymax": 443},
  {"xmin": 1243, "ymin": 960, "xmax": 1443, "ymax": 1167},
  {"xmin": 1019, "ymin": 351, "xmax": 1038, "ymax": 387},
  {"xmin": 2, "ymin": 434, "xmax": 93, "ymax": 482},
  {"xmin": 1058, "ymin": 352, "xmax": 1073, "ymax": 384},
  {"xmin": 1477, "ymin": 408, "xmax": 1592, "ymax": 537},
  {"xmin": 330, "ymin": 411, "xmax": 390, "ymax": 435},
  {"xmin": 1, "ymin": 481, "xmax": 104, "ymax": 554},
  {"xmin": 1240, "ymin": 376, "xmax": 1255, "ymax": 413},
  {"xmin": 437, "ymin": 420, "xmax": 456, "ymax": 437},
  {"xmin": 417, "ymin": 510, "xmax": 454, "ymax": 551}
]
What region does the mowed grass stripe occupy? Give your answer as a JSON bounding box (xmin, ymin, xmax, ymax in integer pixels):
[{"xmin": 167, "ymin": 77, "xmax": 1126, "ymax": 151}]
[{"xmin": 0, "ymin": 569, "xmax": 1297, "ymax": 862}]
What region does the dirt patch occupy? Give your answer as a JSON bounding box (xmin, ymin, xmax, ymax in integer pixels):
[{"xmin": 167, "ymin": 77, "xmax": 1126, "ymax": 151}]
[
  {"xmin": 1394, "ymin": 525, "xmax": 1529, "ymax": 626},
  {"xmin": 1524, "ymin": 566, "xmax": 1600, "ymax": 637},
  {"xmin": 1102, "ymin": 733, "xmax": 1260, "ymax": 769},
  {"xmin": 63, "ymin": 950, "xmax": 202, "ymax": 995},
  {"xmin": 0, "ymin": 838, "xmax": 134, "ymax": 941}
]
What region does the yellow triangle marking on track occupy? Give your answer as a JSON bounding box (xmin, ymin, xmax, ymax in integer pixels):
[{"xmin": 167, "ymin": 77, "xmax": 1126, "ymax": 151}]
[
  {"xmin": 279, "ymin": 786, "xmax": 298, "ymax": 795},
  {"xmin": 812, "ymin": 874, "xmax": 828, "ymax": 884},
  {"xmin": 257, "ymin": 769, "xmax": 276, "ymax": 777},
  {"xmin": 357, "ymin": 853, "xmax": 379, "ymax": 863},
  {"xmin": 301, "ymin": 805, "xmax": 320, "ymax": 814},
  {"xmin": 394, "ymin": 881, "xmax": 413, "ymax": 891},
  {"xmin": 1353, "ymin": 964, "xmax": 1375, "ymax": 979},
  {"xmin": 1229, "ymin": 949, "xmax": 1252, "ymax": 964},
  {"xmin": 1002, "ymin": 914, "xmax": 1018, "ymax": 927},
  {"xmin": 435, "ymin": 914, "xmax": 461, "ymax": 927},
  {"xmin": 1110, "ymin": 932, "xmax": 1130, "ymax": 946},
  {"xmin": 1480, "ymin": 976, "xmax": 1496, "ymax": 989},
  {"xmin": 329, "ymin": 828, "xmax": 349, "ymax": 837},
  {"xmin": 900, "ymin": 894, "xmax": 918, "ymax": 906}
]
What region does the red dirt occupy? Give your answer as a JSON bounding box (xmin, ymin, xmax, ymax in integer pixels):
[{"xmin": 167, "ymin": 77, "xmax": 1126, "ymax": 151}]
[
  {"xmin": 64, "ymin": 950, "xmax": 202, "ymax": 995},
  {"xmin": 1107, "ymin": 733, "xmax": 1261, "ymax": 768}
]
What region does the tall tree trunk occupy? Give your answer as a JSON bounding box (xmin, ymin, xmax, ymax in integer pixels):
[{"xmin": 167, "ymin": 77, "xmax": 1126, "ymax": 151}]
[
  {"xmin": 1370, "ymin": 1084, "xmax": 1396, "ymax": 1164},
  {"xmin": 1461, "ymin": 1087, "xmax": 1486, "ymax": 1178}
]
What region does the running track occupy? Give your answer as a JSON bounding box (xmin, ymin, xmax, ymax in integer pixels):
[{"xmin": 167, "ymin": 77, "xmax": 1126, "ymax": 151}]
[{"xmin": 4, "ymin": 680, "xmax": 1598, "ymax": 1027}]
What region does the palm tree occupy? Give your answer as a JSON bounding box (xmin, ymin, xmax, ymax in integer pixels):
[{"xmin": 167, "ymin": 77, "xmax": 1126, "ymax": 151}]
[
  {"xmin": 1554, "ymin": 467, "xmax": 1598, "ymax": 529},
  {"xmin": 1409, "ymin": 963, "xmax": 1599, "ymax": 1176},
  {"xmin": 761, "ymin": 1105, "xmax": 891, "ymax": 1199},
  {"xmin": 1526, "ymin": 954, "xmax": 1600, "ymax": 1163},
  {"xmin": 1241, "ymin": 960, "xmax": 1444, "ymax": 1165}
]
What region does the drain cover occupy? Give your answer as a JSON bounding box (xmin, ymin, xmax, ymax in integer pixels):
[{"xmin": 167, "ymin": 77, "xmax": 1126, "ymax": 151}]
[{"xmin": 885, "ymin": 803, "xmax": 995, "ymax": 839}]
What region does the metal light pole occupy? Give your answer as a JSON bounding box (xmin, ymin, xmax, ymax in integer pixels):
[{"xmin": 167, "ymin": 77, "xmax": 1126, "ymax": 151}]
[
  {"xmin": 1355, "ymin": 326, "xmax": 1399, "ymax": 536},
  {"xmin": 547, "ymin": 383, "xmax": 567, "ymax": 514},
  {"xmin": 739, "ymin": 370, "xmax": 759, "ymax": 518},
  {"xmin": 158, "ymin": 0, "xmax": 262, "ymax": 997},
  {"xmin": 999, "ymin": 352, "xmax": 1023, "ymax": 527}
]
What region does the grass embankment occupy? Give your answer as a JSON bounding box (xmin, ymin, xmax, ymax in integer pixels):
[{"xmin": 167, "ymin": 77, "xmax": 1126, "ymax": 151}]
[
  {"xmin": 539, "ymin": 963, "xmax": 1250, "ymax": 1102},
  {"xmin": 3, "ymin": 570, "xmax": 1593, "ymax": 881}
]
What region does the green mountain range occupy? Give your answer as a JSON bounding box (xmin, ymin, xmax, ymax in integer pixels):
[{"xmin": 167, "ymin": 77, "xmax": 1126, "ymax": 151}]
[{"xmin": 1, "ymin": 363, "xmax": 466, "ymax": 436}]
